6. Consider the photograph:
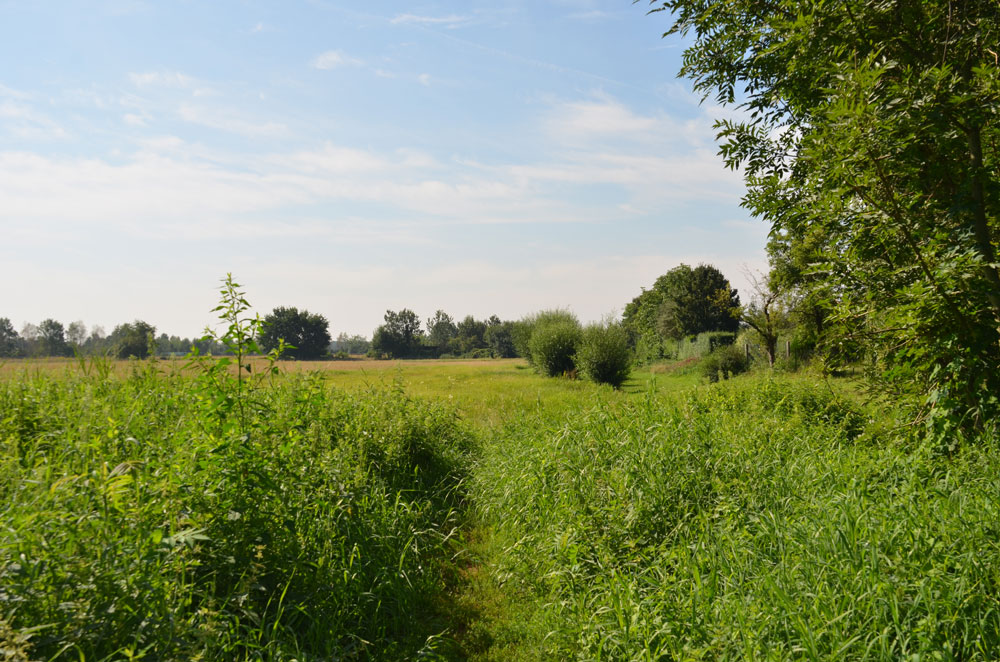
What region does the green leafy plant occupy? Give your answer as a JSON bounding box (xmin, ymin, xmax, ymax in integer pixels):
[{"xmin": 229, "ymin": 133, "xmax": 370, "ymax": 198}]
[{"xmin": 575, "ymin": 320, "xmax": 632, "ymax": 388}]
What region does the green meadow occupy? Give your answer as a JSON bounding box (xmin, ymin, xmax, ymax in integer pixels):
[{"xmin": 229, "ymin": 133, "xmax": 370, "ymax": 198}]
[{"xmin": 2, "ymin": 355, "xmax": 999, "ymax": 660}]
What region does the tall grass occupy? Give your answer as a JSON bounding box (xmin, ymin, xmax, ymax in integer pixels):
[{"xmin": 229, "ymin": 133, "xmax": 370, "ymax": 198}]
[
  {"xmin": 0, "ymin": 365, "xmax": 470, "ymax": 660},
  {"xmin": 471, "ymin": 376, "xmax": 1000, "ymax": 659}
]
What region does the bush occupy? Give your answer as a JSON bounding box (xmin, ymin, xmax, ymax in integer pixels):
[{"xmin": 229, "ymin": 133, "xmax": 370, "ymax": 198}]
[
  {"xmin": 701, "ymin": 343, "xmax": 748, "ymax": 382},
  {"xmin": 576, "ymin": 321, "xmax": 632, "ymax": 388},
  {"xmin": 676, "ymin": 331, "xmax": 736, "ymax": 360},
  {"xmin": 528, "ymin": 312, "xmax": 582, "ymax": 377}
]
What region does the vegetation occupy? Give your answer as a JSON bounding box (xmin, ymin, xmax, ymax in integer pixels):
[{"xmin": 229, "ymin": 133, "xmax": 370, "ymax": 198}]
[
  {"xmin": 525, "ymin": 310, "xmax": 583, "ymax": 377},
  {"xmin": 574, "ymin": 320, "xmax": 632, "ymax": 388},
  {"xmin": 652, "ymin": 0, "xmax": 1000, "ymax": 437},
  {"xmin": 623, "ymin": 263, "xmax": 741, "ymax": 362},
  {"xmin": 258, "ymin": 306, "xmax": 332, "ymax": 360}
]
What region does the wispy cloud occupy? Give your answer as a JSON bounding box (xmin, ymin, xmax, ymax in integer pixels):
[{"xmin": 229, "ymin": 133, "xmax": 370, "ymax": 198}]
[
  {"xmin": 177, "ymin": 105, "xmax": 288, "ymax": 137},
  {"xmin": 129, "ymin": 70, "xmax": 215, "ymax": 96},
  {"xmin": 390, "ymin": 13, "xmax": 472, "ymax": 29},
  {"xmin": 311, "ymin": 50, "xmax": 363, "ymax": 70}
]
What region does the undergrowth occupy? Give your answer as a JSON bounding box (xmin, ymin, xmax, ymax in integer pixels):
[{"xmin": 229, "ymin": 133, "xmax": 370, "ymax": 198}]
[{"xmin": 471, "ymin": 376, "xmax": 1000, "ymax": 659}]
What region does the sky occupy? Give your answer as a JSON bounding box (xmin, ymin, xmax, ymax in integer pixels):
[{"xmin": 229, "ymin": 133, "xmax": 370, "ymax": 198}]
[{"xmin": 0, "ymin": 0, "xmax": 768, "ymax": 339}]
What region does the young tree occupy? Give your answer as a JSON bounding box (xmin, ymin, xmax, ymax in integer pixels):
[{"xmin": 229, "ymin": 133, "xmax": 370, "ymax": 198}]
[
  {"xmin": 650, "ymin": 0, "xmax": 1000, "ymax": 433},
  {"xmin": 259, "ymin": 307, "xmax": 331, "ymax": 360},
  {"xmin": 740, "ymin": 270, "xmax": 791, "ymax": 367}
]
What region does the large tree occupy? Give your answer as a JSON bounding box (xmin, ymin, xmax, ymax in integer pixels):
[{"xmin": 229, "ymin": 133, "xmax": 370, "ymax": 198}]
[
  {"xmin": 650, "ymin": 0, "xmax": 1000, "ymax": 434},
  {"xmin": 624, "ymin": 264, "xmax": 740, "ymax": 344},
  {"xmin": 259, "ymin": 307, "xmax": 331, "ymax": 360}
]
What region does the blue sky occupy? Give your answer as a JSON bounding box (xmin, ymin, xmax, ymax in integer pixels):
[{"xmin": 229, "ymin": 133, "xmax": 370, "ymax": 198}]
[{"xmin": 0, "ymin": 0, "xmax": 767, "ymax": 338}]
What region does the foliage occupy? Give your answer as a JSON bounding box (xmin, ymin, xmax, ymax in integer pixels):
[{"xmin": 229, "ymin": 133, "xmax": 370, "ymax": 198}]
[
  {"xmin": 624, "ymin": 264, "xmax": 741, "ymax": 364},
  {"xmin": 258, "ymin": 306, "xmax": 331, "ymax": 360},
  {"xmin": 38, "ymin": 318, "xmax": 70, "ymax": 357},
  {"xmin": 575, "ymin": 320, "xmax": 632, "ymax": 388},
  {"xmin": 651, "ymin": 0, "xmax": 1000, "ymax": 437},
  {"xmin": 332, "ymin": 332, "xmax": 370, "ymax": 355},
  {"xmin": 371, "ymin": 309, "xmax": 424, "ymax": 358},
  {"xmin": 112, "ymin": 319, "xmax": 156, "ymax": 359},
  {"xmin": 473, "ymin": 376, "xmax": 1000, "ymax": 658},
  {"xmin": 740, "ymin": 270, "xmax": 794, "ymax": 367},
  {"xmin": 484, "ymin": 318, "xmax": 518, "ymax": 358},
  {"xmin": 526, "ymin": 310, "xmax": 582, "ymax": 377},
  {"xmin": 700, "ymin": 342, "xmax": 748, "ymax": 382},
  {"xmin": 453, "ymin": 315, "xmax": 488, "ymax": 355},
  {"xmin": 426, "ymin": 309, "xmax": 457, "ymax": 348},
  {"xmin": 0, "ymin": 277, "xmax": 470, "ymax": 660},
  {"xmin": 0, "ymin": 317, "xmax": 19, "ymax": 357},
  {"xmin": 675, "ymin": 330, "xmax": 736, "ymax": 360}
]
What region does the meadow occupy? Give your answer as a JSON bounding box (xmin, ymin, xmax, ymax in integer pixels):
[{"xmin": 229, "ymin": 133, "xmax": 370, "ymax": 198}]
[{"xmin": 2, "ymin": 355, "xmax": 999, "ymax": 660}]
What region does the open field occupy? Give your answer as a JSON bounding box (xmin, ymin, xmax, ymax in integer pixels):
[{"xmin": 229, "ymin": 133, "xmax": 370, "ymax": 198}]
[{"xmin": 3, "ymin": 357, "xmax": 999, "ymax": 660}]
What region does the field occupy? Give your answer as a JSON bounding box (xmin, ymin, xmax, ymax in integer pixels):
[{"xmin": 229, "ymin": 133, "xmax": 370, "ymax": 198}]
[{"xmin": 2, "ymin": 355, "xmax": 1000, "ymax": 660}]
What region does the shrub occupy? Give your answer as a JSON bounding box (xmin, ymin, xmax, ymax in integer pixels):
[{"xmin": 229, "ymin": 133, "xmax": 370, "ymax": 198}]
[
  {"xmin": 701, "ymin": 343, "xmax": 748, "ymax": 382},
  {"xmin": 576, "ymin": 321, "xmax": 632, "ymax": 388},
  {"xmin": 528, "ymin": 312, "xmax": 582, "ymax": 377}
]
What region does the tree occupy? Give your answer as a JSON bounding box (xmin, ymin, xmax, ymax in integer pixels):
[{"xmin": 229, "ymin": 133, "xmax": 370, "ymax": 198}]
[
  {"xmin": 370, "ymin": 309, "xmax": 423, "ymax": 358},
  {"xmin": 426, "ymin": 310, "xmax": 457, "ymax": 348},
  {"xmin": 485, "ymin": 318, "xmax": 518, "ymax": 358},
  {"xmin": 453, "ymin": 315, "xmax": 487, "ymax": 355},
  {"xmin": 623, "ymin": 264, "xmax": 740, "ymax": 346},
  {"xmin": 39, "ymin": 319, "xmax": 70, "ymax": 357},
  {"xmin": 66, "ymin": 320, "xmax": 88, "ymax": 347},
  {"xmin": 112, "ymin": 320, "xmax": 156, "ymax": 359},
  {"xmin": 259, "ymin": 307, "xmax": 331, "ymax": 360},
  {"xmin": 0, "ymin": 318, "xmax": 19, "ymax": 357},
  {"xmin": 650, "ymin": 0, "xmax": 1000, "ymax": 434},
  {"xmin": 740, "ymin": 270, "xmax": 792, "ymax": 367}
]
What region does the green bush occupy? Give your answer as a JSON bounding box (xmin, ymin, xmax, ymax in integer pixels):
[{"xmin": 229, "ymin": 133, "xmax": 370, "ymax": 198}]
[
  {"xmin": 700, "ymin": 343, "xmax": 748, "ymax": 382},
  {"xmin": 575, "ymin": 321, "xmax": 632, "ymax": 388},
  {"xmin": 675, "ymin": 331, "xmax": 736, "ymax": 360},
  {"xmin": 527, "ymin": 313, "xmax": 582, "ymax": 377}
]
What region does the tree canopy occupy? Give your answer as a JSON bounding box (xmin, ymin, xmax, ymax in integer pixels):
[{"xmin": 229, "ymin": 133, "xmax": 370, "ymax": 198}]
[
  {"xmin": 651, "ymin": 0, "xmax": 1000, "ymax": 434},
  {"xmin": 259, "ymin": 307, "xmax": 331, "ymax": 360},
  {"xmin": 623, "ymin": 264, "xmax": 740, "ymax": 346}
]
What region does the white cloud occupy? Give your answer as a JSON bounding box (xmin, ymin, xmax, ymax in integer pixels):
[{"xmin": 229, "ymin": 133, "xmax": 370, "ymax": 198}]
[
  {"xmin": 0, "ymin": 83, "xmax": 30, "ymax": 100},
  {"xmin": 123, "ymin": 113, "xmax": 147, "ymax": 127},
  {"xmin": 418, "ymin": 73, "xmax": 432, "ymax": 87},
  {"xmin": 311, "ymin": 50, "xmax": 363, "ymax": 70},
  {"xmin": 0, "ymin": 101, "xmax": 69, "ymax": 140},
  {"xmin": 177, "ymin": 105, "xmax": 288, "ymax": 137},
  {"xmin": 130, "ymin": 71, "xmax": 194, "ymax": 88},
  {"xmin": 390, "ymin": 13, "xmax": 472, "ymax": 29}
]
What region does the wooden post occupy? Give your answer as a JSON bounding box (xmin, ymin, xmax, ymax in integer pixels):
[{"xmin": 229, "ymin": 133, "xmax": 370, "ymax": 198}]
[
  {"xmin": 785, "ymin": 340, "xmax": 790, "ymax": 360},
  {"xmin": 745, "ymin": 342, "xmax": 751, "ymax": 362}
]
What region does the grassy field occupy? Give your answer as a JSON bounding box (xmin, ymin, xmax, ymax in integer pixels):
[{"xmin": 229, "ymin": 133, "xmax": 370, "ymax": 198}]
[{"xmin": 2, "ymin": 355, "xmax": 999, "ymax": 660}]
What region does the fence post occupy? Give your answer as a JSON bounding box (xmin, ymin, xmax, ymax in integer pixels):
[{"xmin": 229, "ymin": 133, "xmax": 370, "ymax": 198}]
[
  {"xmin": 745, "ymin": 342, "xmax": 751, "ymax": 362},
  {"xmin": 785, "ymin": 340, "xmax": 790, "ymax": 360}
]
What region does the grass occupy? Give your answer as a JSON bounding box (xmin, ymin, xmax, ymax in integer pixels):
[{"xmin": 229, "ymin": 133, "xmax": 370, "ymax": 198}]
[{"xmin": 3, "ymin": 354, "xmax": 999, "ymax": 660}]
